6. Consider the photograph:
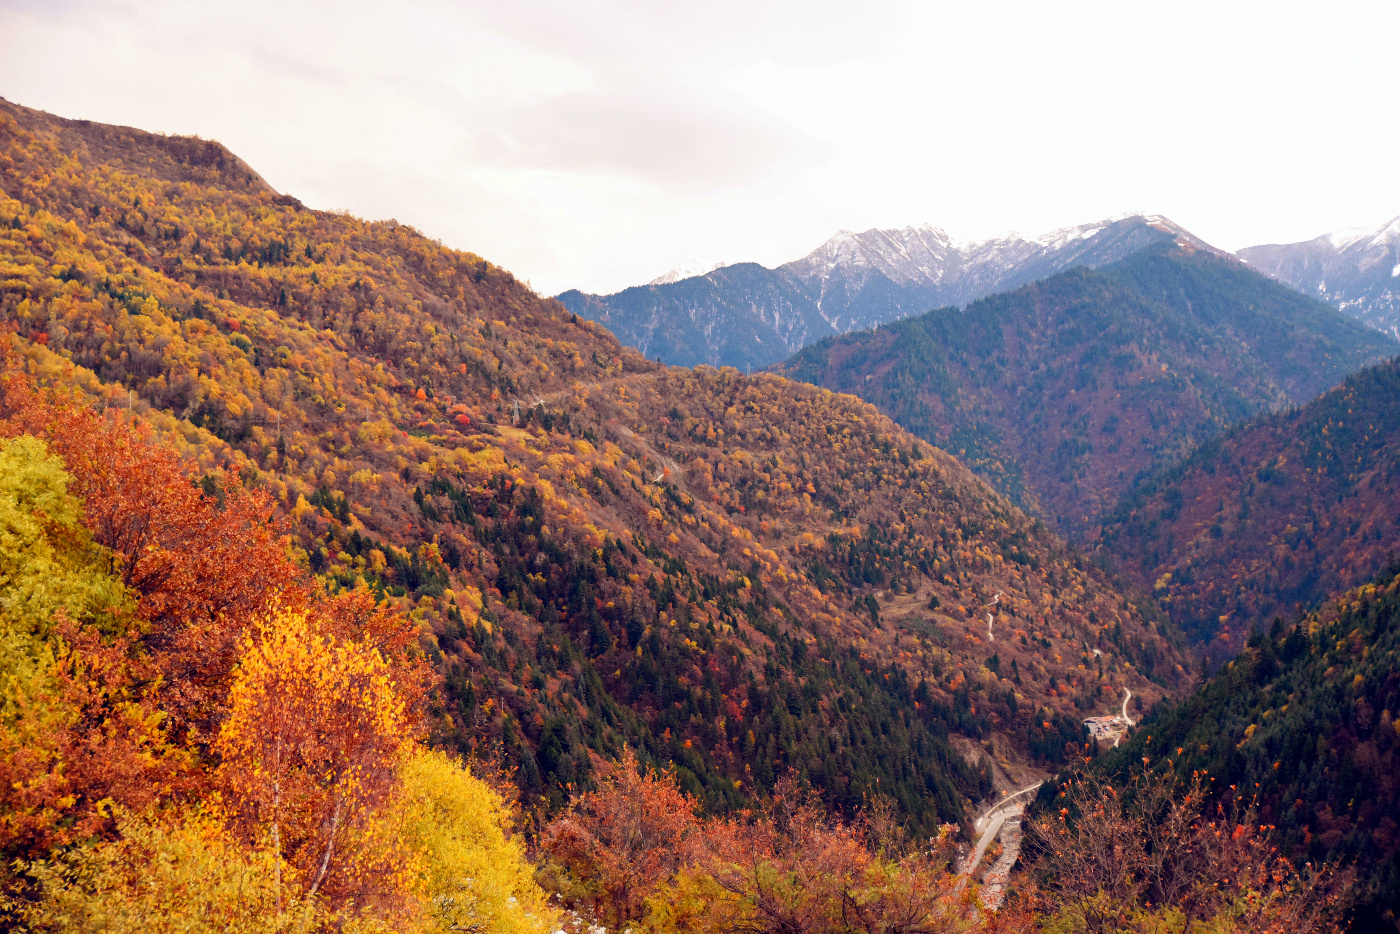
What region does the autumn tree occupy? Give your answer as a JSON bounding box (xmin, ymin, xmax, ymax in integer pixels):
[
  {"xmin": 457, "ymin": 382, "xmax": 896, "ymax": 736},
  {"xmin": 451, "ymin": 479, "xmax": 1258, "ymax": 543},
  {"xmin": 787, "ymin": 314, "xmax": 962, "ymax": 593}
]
[
  {"xmin": 14, "ymin": 808, "xmax": 310, "ymax": 934},
  {"xmin": 666, "ymin": 777, "xmax": 977, "ymax": 934},
  {"xmin": 542, "ymin": 747, "xmax": 702, "ymax": 930},
  {"xmin": 0, "ymin": 369, "xmax": 301, "ymax": 735},
  {"xmin": 1022, "ymin": 768, "xmax": 1350, "ymax": 933},
  {"xmin": 394, "ymin": 747, "xmax": 558, "ymax": 934},
  {"xmin": 0, "ymin": 434, "xmax": 182, "ymax": 859},
  {"xmin": 215, "ymin": 607, "xmax": 414, "ymax": 920}
]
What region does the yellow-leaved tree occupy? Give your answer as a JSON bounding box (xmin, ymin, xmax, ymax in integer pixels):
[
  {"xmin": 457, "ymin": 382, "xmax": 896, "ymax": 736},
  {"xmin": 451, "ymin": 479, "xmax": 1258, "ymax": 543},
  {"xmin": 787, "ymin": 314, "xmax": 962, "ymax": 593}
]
[
  {"xmin": 215, "ymin": 608, "xmax": 413, "ymax": 924},
  {"xmin": 15, "ymin": 808, "xmax": 302, "ymax": 934},
  {"xmin": 394, "ymin": 747, "xmax": 558, "ymax": 934}
]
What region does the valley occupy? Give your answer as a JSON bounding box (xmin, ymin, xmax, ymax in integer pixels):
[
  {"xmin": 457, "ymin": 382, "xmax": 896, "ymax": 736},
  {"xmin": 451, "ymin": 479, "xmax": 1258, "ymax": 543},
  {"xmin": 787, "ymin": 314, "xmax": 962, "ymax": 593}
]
[
  {"xmin": 0, "ymin": 98, "xmax": 1183, "ymax": 832},
  {"xmin": 0, "ymin": 91, "xmax": 1396, "ymax": 933}
]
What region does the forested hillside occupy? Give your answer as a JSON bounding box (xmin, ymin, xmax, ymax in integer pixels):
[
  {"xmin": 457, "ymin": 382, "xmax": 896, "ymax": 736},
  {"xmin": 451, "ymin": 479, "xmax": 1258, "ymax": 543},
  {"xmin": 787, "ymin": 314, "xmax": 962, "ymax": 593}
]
[
  {"xmin": 0, "ymin": 98, "xmax": 1185, "ymax": 841},
  {"xmin": 1098, "ymin": 566, "xmax": 1400, "ymax": 926},
  {"xmin": 1099, "ymin": 358, "xmax": 1400, "ymax": 649},
  {"xmin": 773, "ymin": 244, "xmax": 1396, "ymax": 541},
  {"xmin": 0, "ymin": 358, "xmax": 553, "ymax": 930}
]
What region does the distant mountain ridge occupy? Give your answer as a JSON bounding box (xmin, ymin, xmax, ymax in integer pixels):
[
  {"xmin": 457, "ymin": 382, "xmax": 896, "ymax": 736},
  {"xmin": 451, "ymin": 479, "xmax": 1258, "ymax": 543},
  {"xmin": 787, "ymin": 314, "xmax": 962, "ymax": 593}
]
[
  {"xmin": 557, "ymin": 214, "xmax": 1223, "ymax": 370},
  {"xmin": 1239, "ymin": 215, "xmax": 1400, "ymax": 337},
  {"xmin": 773, "ymin": 243, "xmax": 1398, "ymax": 544},
  {"xmin": 1098, "ymin": 355, "xmax": 1400, "ymax": 648}
]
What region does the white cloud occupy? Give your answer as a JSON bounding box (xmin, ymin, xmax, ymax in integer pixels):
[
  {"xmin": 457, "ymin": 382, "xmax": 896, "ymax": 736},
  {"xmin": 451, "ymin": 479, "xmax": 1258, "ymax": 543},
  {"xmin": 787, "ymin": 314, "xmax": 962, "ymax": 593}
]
[{"xmin": 1, "ymin": 0, "xmax": 1398, "ymax": 295}]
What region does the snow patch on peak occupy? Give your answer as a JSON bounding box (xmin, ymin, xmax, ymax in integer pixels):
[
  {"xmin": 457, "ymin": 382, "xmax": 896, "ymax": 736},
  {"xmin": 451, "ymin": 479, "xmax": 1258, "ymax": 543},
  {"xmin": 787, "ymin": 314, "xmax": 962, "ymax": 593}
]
[
  {"xmin": 1318, "ymin": 216, "xmax": 1400, "ymax": 253},
  {"xmin": 776, "ymin": 211, "xmax": 1209, "ymax": 296},
  {"xmin": 1327, "ymin": 227, "xmax": 1373, "ymax": 250},
  {"xmin": 1237, "ymin": 213, "xmax": 1400, "ymax": 338},
  {"xmin": 784, "ymin": 223, "xmax": 960, "ymax": 287},
  {"xmin": 1370, "ymin": 215, "xmax": 1400, "ymax": 245},
  {"xmin": 648, "ymin": 259, "xmax": 729, "ymax": 286}
]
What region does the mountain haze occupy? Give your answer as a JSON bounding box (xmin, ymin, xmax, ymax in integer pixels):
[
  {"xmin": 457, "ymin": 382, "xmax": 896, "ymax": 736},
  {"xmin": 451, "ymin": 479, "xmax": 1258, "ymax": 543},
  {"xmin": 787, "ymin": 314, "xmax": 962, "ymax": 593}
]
[
  {"xmin": 1239, "ymin": 215, "xmax": 1400, "ymax": 338},
  {"xmin": 558, "ymin": 214, "xmax": 1223, "ymax": 371}
]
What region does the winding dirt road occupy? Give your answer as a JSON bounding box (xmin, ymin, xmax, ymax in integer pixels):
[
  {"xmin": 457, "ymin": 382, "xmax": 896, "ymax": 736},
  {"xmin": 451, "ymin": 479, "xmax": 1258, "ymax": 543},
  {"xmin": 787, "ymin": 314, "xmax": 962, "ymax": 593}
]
[{"xmin": 963, "ymin": 782, "xmax": 1042, "ymax": 876}]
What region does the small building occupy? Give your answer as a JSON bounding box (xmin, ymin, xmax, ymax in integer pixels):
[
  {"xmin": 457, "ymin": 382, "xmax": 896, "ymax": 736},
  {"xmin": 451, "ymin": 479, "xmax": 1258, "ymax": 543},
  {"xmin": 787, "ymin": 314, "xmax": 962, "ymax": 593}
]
[{"xmin": 1084, "ymin": 715, "xmax": 1129, "ymax": 741}]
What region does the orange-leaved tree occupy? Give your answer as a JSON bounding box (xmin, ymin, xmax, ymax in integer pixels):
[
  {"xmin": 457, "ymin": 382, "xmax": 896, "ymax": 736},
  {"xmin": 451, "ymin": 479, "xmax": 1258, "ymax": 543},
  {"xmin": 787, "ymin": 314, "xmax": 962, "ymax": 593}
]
[
  {"xmin": 542, "ymin": 747, "xmax": 702, "ymax": 930},
  {"xmin": 675, "ymin": 777, "xmax": 977, "ymax": 934},
  {"xmin": 0, "ymin": 355, "xmax": 301, "ymax": 737},
  {"xmin": 1022, "ymin": 767, "xmax": 1351, "ymax": 934}
]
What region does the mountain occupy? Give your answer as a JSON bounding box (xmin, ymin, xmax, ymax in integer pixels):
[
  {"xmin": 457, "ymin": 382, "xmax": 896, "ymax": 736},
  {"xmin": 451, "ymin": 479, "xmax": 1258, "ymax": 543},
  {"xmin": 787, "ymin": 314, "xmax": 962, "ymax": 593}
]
[
  {"xmin": 648, "ymin": 258, "xmax": 729, "ymax": 285},
  {"xmin": 1239, "ymin": 216, "xmax": 1400, "ymax": 338},
  {"xmin": 557, "ymin": 214, "xmax": 1224, "ymax": 371},
  {"xmin": 0, "ymin": 98, "xmax": 1187, "ymax": 831},
  {"xmin": 773, "ymin": 244, "xmax": 1398, "ymax": 543},
  {"xmin": 1098, "ymin": 356, "xmax": 1400, "ymax": 649},
  {"xmin": 1099, "ymin": 567, "xmax": 1400, "ymax": 928}
]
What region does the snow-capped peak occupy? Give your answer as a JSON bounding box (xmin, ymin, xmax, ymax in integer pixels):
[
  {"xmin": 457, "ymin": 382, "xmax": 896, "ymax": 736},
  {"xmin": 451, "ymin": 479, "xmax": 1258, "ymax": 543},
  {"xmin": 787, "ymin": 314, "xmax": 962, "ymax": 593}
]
[
  {"xmin": 648, "ymin": 259, "xmax": 729, "ymax": 286},
  {"xmin": 1237, "ymin": 213, "xmax": 1400, "ymax": 338},
  {"xmin": 1312, "ymin": 215, "xmax": 1400, "ymax": 253},
  {"xmin": 777, "ymin": 213, "xmax": 1208, "ymax": 292},
  {"xmin": 781, "ymin": 224, "xmax": 959, "ymax": 286},
  {"xmin": 1326, "ymin": 227, "xmax": 1373, "ymax": 250}
]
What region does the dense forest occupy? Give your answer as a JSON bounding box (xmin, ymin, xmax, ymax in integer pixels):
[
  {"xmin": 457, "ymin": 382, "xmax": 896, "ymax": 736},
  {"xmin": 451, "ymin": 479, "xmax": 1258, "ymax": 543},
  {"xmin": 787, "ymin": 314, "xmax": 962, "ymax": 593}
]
[
  {"xmin": 0, "ymin": 365, "xmax": 550, "ymax": 930},
  {"xmin": 1094, "ymin": 564, "xmax": 1400, "ymax": 927},
  {"xmin": 0, "ymin": 96, "xmax": 1387, "ymax": 932},
  {"xmin": 1098, "ymin": 357, "xmax": 1400, "ymax": 649},
  {"xmin": 0, "ymin": 98, "xmax": 1186, "ymax": 840},
  {"xmin": 0, "ymin": 373, "xmax": 1348, "ymax": 930},
  {"xmin": 773, "ymin": 245, "xmax": 1395, "ymax": 541}
]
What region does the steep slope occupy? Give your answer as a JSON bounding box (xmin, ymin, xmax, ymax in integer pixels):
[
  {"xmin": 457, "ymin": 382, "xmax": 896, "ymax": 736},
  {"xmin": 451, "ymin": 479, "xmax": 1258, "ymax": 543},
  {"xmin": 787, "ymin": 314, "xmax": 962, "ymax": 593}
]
[
  {"xmin": 1101, "ymin": 568, "xmax": 1400, "ymax": 926},
  {"xmin": 773, "ymin": 245, "xmax": 1397, "ymax": 542},
  {"xmin": 0, "ymin": 99, "xmax": 1186, "ymax": 830},
  {"xmin": 558, "ymin": 214, "xmax": 1220, "ymax": 371},
  {"xmin": 1240, "ymin": 215, "xmax": 1400, "ymax": 338},
  {"xmin": 555, "ymin": 262, "xmax": 839, "ymax": 372},
  {"xmin": 1098, "ymin": 357, "xmax": 1400, "ymax": 649}
]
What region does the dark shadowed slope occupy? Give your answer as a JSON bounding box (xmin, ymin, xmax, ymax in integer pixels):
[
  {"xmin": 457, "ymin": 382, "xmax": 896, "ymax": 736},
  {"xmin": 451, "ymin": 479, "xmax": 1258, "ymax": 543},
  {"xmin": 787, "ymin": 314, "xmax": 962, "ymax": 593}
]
[{"xmin": 1102, "ymin": 567, "xmax": 1400, "ymax": 923}]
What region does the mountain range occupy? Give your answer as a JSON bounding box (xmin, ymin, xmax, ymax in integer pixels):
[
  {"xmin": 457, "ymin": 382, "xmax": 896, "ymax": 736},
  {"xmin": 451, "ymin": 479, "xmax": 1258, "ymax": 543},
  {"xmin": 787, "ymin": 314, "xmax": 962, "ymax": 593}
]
[
  {"xmin": 556, "ymin": 214, "xmax": 1222, "ymax": 371},
  {"xmin": 772, "ymin": 244, "xmax": 1397, "ymax": 541},
  {"xmin": 561, "ymin": 213, "xmax": 1400, "ymax": 374},
  {"xmin": 9, "ymin": 93, "xmax": 1400, "ymax": 931},
  {"xmin": 1239, "ymin": 215, "xmax": 1400, "ymax": 338},
  {"xmin": 0, "ymin": 98, "xmax": 1186, "ymax": 830}
]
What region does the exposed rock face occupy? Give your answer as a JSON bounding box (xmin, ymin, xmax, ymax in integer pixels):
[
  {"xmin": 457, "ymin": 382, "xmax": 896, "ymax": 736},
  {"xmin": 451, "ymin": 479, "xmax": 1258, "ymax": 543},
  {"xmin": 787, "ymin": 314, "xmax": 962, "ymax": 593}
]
[{"xmin": 1239, "ymin": 216, "xmax": 1400, "ymax": 338}]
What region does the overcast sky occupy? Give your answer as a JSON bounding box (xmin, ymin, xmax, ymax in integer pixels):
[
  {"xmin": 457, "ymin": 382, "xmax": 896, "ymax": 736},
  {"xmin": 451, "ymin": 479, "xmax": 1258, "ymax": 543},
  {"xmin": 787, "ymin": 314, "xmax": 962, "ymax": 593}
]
[{"xmin": 2, "ymin": 0, "xmax": 1397, "ymax": 295}]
